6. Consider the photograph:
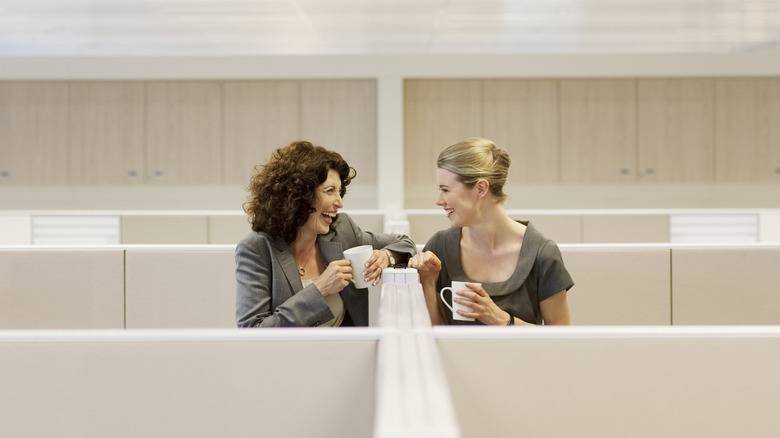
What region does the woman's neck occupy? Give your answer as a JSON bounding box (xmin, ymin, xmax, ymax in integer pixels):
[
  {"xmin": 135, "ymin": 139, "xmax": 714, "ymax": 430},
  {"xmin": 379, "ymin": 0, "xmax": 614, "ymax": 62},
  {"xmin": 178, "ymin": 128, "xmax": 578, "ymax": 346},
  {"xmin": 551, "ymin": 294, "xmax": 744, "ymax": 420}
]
[{"xmin": 463, "ymin": 203, "xmax": 521, "ymax": 252}]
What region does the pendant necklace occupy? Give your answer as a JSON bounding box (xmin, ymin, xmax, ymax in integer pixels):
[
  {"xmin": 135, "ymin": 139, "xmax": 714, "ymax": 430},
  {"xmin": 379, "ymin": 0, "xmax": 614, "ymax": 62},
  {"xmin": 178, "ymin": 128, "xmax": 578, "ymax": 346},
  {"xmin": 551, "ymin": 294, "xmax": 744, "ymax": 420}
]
[{"xmin": 297, "ymin": 247, "xmax": 316, "ymax": 277}]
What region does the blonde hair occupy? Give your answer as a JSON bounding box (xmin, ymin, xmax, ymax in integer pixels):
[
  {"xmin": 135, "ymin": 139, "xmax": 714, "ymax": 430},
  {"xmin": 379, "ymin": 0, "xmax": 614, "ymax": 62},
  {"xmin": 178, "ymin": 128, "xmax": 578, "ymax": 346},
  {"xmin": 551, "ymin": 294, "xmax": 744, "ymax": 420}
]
[{"xmin": 437, "ymin": 137, "xmax": 510, "ymax": 202}]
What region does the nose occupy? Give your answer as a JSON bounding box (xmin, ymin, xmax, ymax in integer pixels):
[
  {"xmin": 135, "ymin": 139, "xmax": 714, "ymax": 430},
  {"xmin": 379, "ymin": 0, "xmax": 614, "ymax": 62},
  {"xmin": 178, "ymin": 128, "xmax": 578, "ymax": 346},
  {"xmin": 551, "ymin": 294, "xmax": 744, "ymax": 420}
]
[
  {"xmin": 334, "ymin": 192, "xmax": 344, "ymax": 208},
  {"xmin": 435, "ymin": 191, "xmax": 445, "ymax": 207}
]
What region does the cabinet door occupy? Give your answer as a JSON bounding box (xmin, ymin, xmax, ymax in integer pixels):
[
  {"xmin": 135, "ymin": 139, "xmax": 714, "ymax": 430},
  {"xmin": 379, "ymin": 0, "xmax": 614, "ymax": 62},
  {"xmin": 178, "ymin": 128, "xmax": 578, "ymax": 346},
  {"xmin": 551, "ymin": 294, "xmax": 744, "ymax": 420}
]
[
  {"xmin": 145, "ymin": 81, "xmax": 222, "ymax": 184},
  {"xmin": 560, "ymin": 79, "xmax": 636, "ymax": 183},
  {"xmin": 403, "ymin": 79, "xmax": 483, "ymax": 207},
  {"xmin": 483, "ymin": 79, "xmax": 560, "ymax": 183},
  {"xmin": 300, "ymin": 80, "xmax": 377, "ymax": 185},
  {"xmin": 715, "ymin": 78, "xmax": 780, "ymax": 182},
  {"xmin": 637, "ymin": 79, "xmax": 714, "ymax": 183},
  {"xmin": 223, "ymin": 81, "xmax": 299, "ymax": 185},
  {"xmin": 0, "ymin": 82, "xmax": 68, "ymax": 185},
  {"xmin": 69, "ymin": 81, "xmax": 145, "ymax": 184}
]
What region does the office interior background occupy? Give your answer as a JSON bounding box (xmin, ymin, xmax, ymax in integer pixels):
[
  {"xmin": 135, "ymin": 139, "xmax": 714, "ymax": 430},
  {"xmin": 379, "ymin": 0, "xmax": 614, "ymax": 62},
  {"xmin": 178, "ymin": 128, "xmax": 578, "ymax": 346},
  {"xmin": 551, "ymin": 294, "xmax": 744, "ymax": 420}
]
[{"xmin": 2, "ymin": 1, "xmax": 780, "ymax": 437}]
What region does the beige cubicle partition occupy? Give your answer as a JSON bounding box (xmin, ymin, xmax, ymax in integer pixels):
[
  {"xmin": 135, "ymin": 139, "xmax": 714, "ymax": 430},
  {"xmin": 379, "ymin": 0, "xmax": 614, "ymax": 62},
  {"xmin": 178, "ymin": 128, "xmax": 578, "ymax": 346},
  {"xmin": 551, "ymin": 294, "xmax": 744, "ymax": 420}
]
[
  {"xmin": 121, "ymin": 215, "xmax": 209, "ymax": 244},
  {"xmin": 208, "ymin": 214, "xmax": 249, "ymax": 244},
  {"xmin": 409, "ymin": 211, "xmax": 672, "ymax": 247},
  {"xmin": 0, "ymin": 330, "xmax": 378, "ymax": 438},
  {"xmin": 125, "ymin": 247, "xmax": 236, "ymax": 328},
  {"xmin": 672, "ymin": 246, "xmax": 780, "ymax": 325},
  {"xmin": 436, "ymin": 326, "xmax": 780, "ymax": 438},
  {"xmin": 0, "ymin": 249, "xmax": 124, "ymax": 329},
  {"xmin": 582, "ymin": 214, "xmax": 670, "ymax": 243},
  {"xmin": 561, "ymin": 246, "xmax": 671, "ymax": 325}
]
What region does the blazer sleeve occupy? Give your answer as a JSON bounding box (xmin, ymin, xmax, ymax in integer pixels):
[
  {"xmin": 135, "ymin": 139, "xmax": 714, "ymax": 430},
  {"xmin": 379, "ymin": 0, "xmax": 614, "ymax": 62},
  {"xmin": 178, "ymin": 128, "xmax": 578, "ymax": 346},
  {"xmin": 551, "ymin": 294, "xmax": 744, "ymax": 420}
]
[
  {"xmin": 339, "ymin": 213, "xmax": 417, "ymax": 258},
  {"xmin": 235, "ymin": 233, "xmax": 334, "ymax": 328}
]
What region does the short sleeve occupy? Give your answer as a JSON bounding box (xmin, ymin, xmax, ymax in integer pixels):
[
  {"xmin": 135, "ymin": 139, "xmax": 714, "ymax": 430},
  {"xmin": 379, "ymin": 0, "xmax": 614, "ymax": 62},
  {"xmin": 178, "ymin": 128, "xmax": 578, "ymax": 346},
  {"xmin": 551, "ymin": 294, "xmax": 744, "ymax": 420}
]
[{"xmin": 535, "ymin": 239, "xmax": 574, "ymax": 302}]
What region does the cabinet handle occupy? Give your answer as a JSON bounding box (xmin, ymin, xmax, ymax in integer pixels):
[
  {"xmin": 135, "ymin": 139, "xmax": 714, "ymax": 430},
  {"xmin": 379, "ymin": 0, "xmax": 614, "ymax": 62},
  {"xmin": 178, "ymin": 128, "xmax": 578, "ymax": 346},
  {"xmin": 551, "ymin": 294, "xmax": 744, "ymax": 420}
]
[
  {"xmin": 128, "ymin": 171, "xmax": 138, "ymax": 178},
  {"xmin": 644, "ymin": 168, "xmax": 655, "ymax": 175},
  {"xmin": 619, "ymin": 168, "xmax": 630, "ymax": 176},
  {"xmin": 0, "ymin": 171, "xmax": 9, "ymax": 179},
  {"xmin": 152, "ymin": 171, "xmax": 164, "ymax": 179}
]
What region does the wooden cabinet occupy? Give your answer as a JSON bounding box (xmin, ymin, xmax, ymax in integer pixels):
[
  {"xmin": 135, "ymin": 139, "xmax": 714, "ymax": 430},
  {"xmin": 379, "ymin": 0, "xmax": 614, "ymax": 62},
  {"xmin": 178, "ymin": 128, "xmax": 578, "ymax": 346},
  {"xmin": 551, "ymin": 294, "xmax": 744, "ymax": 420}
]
[
  {"xmin": 223, "ymin": 81, "xmax": 300, "ymax": 185},
  {"xmin": 404, "ymin": 79, "xmax": 482, "ymax": 205},
  {"xmin": 145, "ymin": 81, "xmax": 223, "ymax": 184},
  {"xmin": 301, "ymin": 80, "xmax": 378, "ymax": 187},
  {"xmin": 560, "ymin": 79, "xmax": 637, "ymax": 183},
  {"xmin": 69, "ymin": 82, "xmax": 146, "ymax": 184},
  {"xmin": 715, "ymin": 78, "xmax": 780, "ymax": 182},
  {"xmin": 482, "ymin": 79, "xmax": 560, "ymax": 183},
  {"xmin": 0, "ymin": 82, "xmax": 68, "ymax": 185},
  {"xmin": 637, "ymin": 79, "xmax": 714, "ymax": 183}
]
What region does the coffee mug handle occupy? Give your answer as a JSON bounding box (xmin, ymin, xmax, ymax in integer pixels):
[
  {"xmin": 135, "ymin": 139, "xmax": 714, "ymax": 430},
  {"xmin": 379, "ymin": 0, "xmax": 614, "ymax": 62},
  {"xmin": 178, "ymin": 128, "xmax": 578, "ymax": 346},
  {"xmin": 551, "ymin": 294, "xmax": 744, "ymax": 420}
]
[{"xmin": 439, "ymin": 287, "xmax": 455, "ymax": 312}]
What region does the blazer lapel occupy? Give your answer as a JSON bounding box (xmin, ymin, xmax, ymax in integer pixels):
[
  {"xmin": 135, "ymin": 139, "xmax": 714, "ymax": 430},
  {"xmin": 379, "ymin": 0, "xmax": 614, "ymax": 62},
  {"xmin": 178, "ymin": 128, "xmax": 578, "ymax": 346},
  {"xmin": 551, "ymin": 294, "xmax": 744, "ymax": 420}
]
[
  {"xmin": 318, "ymin": 235, "xmax": 344, "ymax": 266},
  {"xmin": 272, "ymin": 237, "xmax": 303, "ymax": 292}
]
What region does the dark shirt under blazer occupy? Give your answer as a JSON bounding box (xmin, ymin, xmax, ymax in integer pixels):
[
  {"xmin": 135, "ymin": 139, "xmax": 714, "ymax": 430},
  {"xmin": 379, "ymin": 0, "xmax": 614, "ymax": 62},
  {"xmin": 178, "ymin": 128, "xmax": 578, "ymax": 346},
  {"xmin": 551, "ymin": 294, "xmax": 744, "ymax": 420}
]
[{"xmin": 235, "ymin": 213, "xmax": 417, "ymax": 327}]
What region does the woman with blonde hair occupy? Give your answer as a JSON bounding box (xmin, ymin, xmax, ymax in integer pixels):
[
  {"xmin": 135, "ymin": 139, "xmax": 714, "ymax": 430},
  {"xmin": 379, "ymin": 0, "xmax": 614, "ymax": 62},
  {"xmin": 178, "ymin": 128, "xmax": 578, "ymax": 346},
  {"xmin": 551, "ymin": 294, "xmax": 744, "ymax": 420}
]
[{"xmin": 408, "ymin": 138, "xmax": 573, "ymax": 325}]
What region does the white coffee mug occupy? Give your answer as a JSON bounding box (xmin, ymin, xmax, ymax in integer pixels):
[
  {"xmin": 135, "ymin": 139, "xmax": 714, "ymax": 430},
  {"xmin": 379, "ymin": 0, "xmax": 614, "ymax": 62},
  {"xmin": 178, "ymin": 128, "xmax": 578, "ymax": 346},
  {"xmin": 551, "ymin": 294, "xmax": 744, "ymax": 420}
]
[
  {"xmin": 343, "ymin": 245, "xmax": 373, "ymax": 289},
  {"xmin": 440, "ymin": 281, "xmax": 481, "ymax": 321}
]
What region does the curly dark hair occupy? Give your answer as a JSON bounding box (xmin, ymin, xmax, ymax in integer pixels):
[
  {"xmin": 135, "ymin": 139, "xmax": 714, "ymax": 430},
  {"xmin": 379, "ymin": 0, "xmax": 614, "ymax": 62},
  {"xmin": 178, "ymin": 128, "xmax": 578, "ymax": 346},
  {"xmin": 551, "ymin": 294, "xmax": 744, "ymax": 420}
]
[{"xmin": 243, "ymin": 140, "xmax": 356, "ymax": 243}]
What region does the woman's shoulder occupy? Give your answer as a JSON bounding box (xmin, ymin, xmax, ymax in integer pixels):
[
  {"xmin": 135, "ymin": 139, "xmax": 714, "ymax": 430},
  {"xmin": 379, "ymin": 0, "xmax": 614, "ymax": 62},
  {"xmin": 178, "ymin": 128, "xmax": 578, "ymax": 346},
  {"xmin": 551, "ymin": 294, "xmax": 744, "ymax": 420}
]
[
  {"xmin": 425, "ymin": 227, "xmax": 460, "ymax": 250},
  {"xmin": 237, "ymin": 230, "xmax": 281, "ymax": 253}
]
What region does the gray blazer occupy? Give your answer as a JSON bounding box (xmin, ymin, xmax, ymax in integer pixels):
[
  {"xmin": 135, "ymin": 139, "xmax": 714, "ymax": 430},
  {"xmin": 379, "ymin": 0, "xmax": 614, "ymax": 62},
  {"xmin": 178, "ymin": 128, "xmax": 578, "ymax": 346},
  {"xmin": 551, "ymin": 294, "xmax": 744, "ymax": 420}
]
[{"xmin": 235, "ymin": 213, "xmax": 416, "ymax": 327}]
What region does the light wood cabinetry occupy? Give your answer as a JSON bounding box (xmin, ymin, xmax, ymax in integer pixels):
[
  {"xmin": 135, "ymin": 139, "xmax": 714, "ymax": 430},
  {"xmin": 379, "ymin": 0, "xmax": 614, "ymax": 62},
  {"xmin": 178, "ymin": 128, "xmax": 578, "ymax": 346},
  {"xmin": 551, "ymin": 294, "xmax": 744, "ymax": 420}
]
[
  {"xmin": 404, "ymin": 79, "xmax": 482, "ymax": 203},
  {"xmin": 482, "ymin": 79, "xmax": 560, "ymax": 183},
  {"xmin": 0, "ymin": 82, "xmax": 68, "ymax": 185},
  {"xmin": 69, "ymin": 82, "xmax": 146, "ymax": 184},
  {"xmin": 145, "ymin": 81, "xmax": 223, "ymax": 184},
  {"xmin": 715, "ymin": 78, "xmax": 780, "ymax": 182},
  {"xmin": 560, "ymin": 79, "xmax": 637, "ymax": 183},
  {"xmin": 223, "ymin": 81, "xmax": 300, "ymax": 185},
  {"xmin": 301, "ymin": 80, "xmax": 378, "ymax": 186},
  {"xmin": 637, "ymin": 79, "xmax": 715, "ymax": 183}
]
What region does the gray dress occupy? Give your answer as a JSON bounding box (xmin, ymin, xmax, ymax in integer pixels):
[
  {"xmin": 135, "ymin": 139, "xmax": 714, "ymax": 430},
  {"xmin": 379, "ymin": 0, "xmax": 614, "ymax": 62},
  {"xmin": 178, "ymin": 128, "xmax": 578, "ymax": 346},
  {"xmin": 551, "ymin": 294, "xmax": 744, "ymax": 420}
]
[{"xmin": 424, "ymin": 221, "xmax": 574, "ymax": 325}]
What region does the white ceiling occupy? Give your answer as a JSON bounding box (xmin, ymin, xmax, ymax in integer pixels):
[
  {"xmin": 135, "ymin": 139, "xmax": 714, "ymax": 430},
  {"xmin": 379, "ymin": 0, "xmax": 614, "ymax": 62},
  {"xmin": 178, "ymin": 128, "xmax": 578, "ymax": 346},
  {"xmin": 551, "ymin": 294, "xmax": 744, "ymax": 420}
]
[{"xmin": 1, "ymin": 0, "xmax": 779, "ymax": 56}]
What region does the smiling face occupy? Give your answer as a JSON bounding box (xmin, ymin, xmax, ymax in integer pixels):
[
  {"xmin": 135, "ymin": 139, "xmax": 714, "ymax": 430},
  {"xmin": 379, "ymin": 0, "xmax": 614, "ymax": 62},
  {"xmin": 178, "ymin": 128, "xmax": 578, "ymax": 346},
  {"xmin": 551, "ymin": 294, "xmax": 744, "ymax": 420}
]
[
  {"xmin": 435, "ymin": 167, "xmax": 481, "ymax": 228},
  {"xmin": 300, "ymin": 168, "xmax": 344, "ymax": 238}
]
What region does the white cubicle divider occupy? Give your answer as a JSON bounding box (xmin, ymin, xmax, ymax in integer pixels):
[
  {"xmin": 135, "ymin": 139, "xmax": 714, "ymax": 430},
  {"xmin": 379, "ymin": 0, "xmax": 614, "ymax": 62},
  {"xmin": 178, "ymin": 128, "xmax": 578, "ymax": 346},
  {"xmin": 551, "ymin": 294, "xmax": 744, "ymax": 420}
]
[
  {"xmin": 435, "ymin": 326, "xmax": 780, "ymax": 438},
  {"xmin": 0, "ymin": 329, "xmax": 380, "ymax": 438},
  {"xmin": 124, "ymin": 246, "xmax": 237, "ymax": 328},
  {"xmin": 561, "ymin": 245, "xmax": 672, "ymax": 325},
  {"xmin": 0, "ymin": 247, "xmax": 125, "ymax": 329},
  {"xmin": 374, "ymin": 281, "xmax": 460, "ymax": 438}
]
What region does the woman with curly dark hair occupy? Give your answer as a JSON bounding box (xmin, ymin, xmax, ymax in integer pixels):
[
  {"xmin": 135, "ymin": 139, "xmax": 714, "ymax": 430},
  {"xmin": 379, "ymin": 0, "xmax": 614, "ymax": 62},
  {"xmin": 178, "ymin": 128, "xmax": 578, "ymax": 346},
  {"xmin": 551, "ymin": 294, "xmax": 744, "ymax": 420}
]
[{"xmin": 235, "ymin": 140, "xmax": 417, "ymax": 327}]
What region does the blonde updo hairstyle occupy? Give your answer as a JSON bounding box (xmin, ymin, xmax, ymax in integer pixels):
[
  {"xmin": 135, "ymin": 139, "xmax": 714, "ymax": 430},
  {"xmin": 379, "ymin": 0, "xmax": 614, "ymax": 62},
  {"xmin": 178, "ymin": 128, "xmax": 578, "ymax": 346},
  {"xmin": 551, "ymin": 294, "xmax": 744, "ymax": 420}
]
[{"xmin": 437, "ymin": 137, "xmax": 510, "ymax": 203}]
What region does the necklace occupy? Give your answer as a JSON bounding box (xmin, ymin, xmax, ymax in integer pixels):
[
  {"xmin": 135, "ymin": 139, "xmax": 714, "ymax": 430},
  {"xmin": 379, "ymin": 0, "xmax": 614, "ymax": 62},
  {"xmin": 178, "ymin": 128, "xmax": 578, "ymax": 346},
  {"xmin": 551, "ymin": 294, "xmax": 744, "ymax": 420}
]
[{"xmin": 296, "ymin": 247, "xmax": 316, "ymax": 277}]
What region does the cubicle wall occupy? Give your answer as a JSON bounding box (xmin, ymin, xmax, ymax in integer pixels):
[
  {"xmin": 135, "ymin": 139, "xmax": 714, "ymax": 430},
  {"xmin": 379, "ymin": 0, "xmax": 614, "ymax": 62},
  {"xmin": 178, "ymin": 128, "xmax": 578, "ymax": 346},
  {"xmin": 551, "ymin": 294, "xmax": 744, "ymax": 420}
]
[
  {"xmin": 0, "ymin": 249, "xmax": 125, "ymax": 329},
  {"xmin": 3, "ymin": 244, "xmax": 780, "ymax": 329},
  {"xmin": 561, "ymin": 246, "xmax": 672, "ymax": 325},
  {"xmin": 124, "ymin": 248, "xmax": 236, "ymax": 328},
  {"xmin": 672, "ymin": 246, "xmax": 780, "ymax": 325},
  {"xmin": 435, "ymin": 326, "xmax": 780, "ymax": 438},
  {"xmin": 0, "ymin": 330, "xmax": 378, "ymax": 438}
]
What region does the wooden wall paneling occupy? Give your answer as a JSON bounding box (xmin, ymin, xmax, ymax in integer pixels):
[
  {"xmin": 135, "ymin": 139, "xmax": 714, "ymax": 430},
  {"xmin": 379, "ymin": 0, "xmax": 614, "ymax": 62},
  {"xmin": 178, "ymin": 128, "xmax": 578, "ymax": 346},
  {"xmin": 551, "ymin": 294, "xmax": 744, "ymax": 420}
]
[
  {"xmin": 223, "ymin": 80, "xmax": 300, "ymax": 185},
  {"xmin": 300, "ymin": 79, "xmax": 377, "ymax": 184},
  {"xmin": 715, "ymin": 78, "xmax": 780, "ymax": 182},
  {"xmin": 482, "ymin": 79, "xmax": 560, "ymax": 183},
  {"xmin": 403, "ymin": 79, "xmax": 483, "ymax": 208},
  {"xmin": 68, "ymin": 81, "xmax": 145, "ymax": 184},
  {"xmin": 0, "ymin": 81, "xmax": 68, "ymax": 185},
  {"xmin": 637, "ymin": 79, "xmax": 714, "ymax": 183},
  {"xmin": 145, "ymin": 81, "xmax": 223, "ymax": 184},
  {"xmin": 560, "ymin": 79, "xmax": 637, "ymax": 183}
]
